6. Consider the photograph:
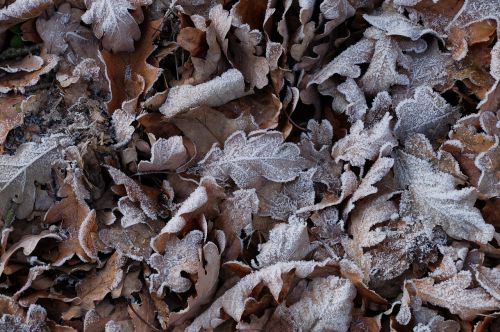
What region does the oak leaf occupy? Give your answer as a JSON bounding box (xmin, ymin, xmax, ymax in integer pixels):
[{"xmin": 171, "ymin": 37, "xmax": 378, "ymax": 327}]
[
  {"xmin": 148, "ymin": 230, "xmax": 203, "ymax": 295},
  {"xmin": 200, "ymin": 130, "xmax": 306, "ymax": 189}
]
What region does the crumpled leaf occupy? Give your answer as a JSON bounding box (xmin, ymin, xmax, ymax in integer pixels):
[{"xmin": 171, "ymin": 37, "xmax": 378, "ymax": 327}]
[
  {"xmin": 137, "ymin": 136, "xmax": 189, "ymax": 172},
  {"xmin": 411, "ymin": 271, "xmax": 500, "ymax": 321},
  {"xmin": 475, "ymin": 138, "xmax": 500, "ymax": 197},
  {"xmin": 106, "ymin": 165, "xmax": 161, "ymax": 219},
  {"xmin": 148, "ymin": 230, "xmax": 203, "ymax": 295},
  {"xmin": 0, "ymin": 55, "xmax": 43, "ymax": 73},
  {"xmin": 186, "ymin": 260, "xmax": 338, "ymax": 331},
  {"xmin": 252, "ymin": 216, "xmax": 314, "ymax": 268},
  {"xmin": 299, "ymin": 120, "xmax": 342, "ymax": 190},
  {"xmin": 0, "ymin": 0, "xmax": 53, "ymax": 33},
  {"xmin": 0, "ymin": 52, "xmax": 59, "ymax": 94},
  {"xmin": 394, "ymin": 86, "xmax": 460, "ymax": 142},
  {"xmin": 199, "ymin": 130, "xmax": 306, "ymax": 189},
  {"xmin": 0, "ymin": 231, "xmax": 61, "ymax": 277},
  {"xmin": 99, "ymin": 223, "xmax": 155, "ymax": 261},
  {"xmin": 266, "ymin": 275, "xmax": 356, "ymax": 332},
  {"xmin": 82, "ymin": 0, "xmax": 152, "ymax": 52},
  {"xmin": 360, "ymin": 31, "xmax": 410, "ymax": 95},
  {"xmin": 309, "ymin": 38, "xmax": 375, "ymax": 85},
  {"xmin": 332, "ymin": 112, "xmax": 397, "ymax": 167},
  {"xmin": 160, "ymin": 69, "xmax": 250, "ymax": 119},
  {"xmin": 44, "ymin": 168, "xmax": 99, "ymax": 265},
  {"xmin": 76, "ymin": 251, "xmax": 126, "ymax": 312},
  {"xmin": 0, "ymin": 94, "xmax": 24, "ymax": 147},
  {"xmin": 343, "ymin": 157, "xmax": 394, "ymax": 219},
  {"xmin": 152, "ymin": 177, "xmax": 224, "ymax": 252},
  {"xmin": 216, "ymin": 189, "xmax": 258, "ymax": 260},
  {"xmin": 395, "ymin": 144, "xmax": 495, "ymax": 244},
  {"xmin": 169, "ymin": 233, "xmax": 225, "ymax": 327},
  {"xmin": 0, "ymin": 139, "xmax": 60, "ymax": 219}
]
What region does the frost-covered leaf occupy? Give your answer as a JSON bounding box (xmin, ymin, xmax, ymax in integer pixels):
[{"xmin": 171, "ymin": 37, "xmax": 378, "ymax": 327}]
[
  {"xmin": 258, "ymin": 169, "xmax": 316, "ymax": 221},
  {"xmin": 0, "ymin": 139, "xmax": 60, "ymax": 219},
  {"xmin": 169, "ymin": 106, "xmax": 258, "ymax": 162},
  {"xmin": 360, "ymin": 33, "xmax": 409, "ymax": 95},
  {"xmin": 152, "ymin": 177, "xmax": 224, "ymax": 252},
  {"xmin": 0, "ymin": 94, "xmax": 24, "ymax": 146},
  {"xmin": 106, "ymin": 166, "xmax": 161, "ymax": 219},
  {"xmin": 266, "ymin": 276, "xmax": 356, "ymax": 332},
  {"xmin": 309, "ymin": 38, "xmax": 375, "ymax": 85},
  {"xmin": 82, "ymin": 0, "xmax": 150, "ymax": 52},
  {"xmin": 199, "ymin": 130, "xmax": 305, "ymax": 188},
  {"xmin": 137, "ymin": 136, "xmax": 188, "ymax": 172},
  {"xmin": 394, "ymin": 86, "xmax": 460, "ymax": 141},
  {"xmin": 0, "ymin": 0, "xmax": 53, "ymax": 33},
  {"xmin": 216, "ymin": 189, "xmax": 258, "ymax": 260},
  {"xmin": 160, "ymin": 69, "xmax": 249, "ymax": 119},
  {"xmin": 186, "ymin": 260, "xmax": 338, "ymax": 331},
  {"xmin": 36, "ymin": 3, "xmax": 86, "ymax": 55},
  {"xmin": 169, "ymin": 234, "xmax": 225, "ymax": 327},
  {"xmin": 395, "ymin": 146, "xmax": 494, "ymax": 244},
  {"xmin": 474, "ymin": 265, "xmax": 500, "ymax": 301},
  {"xmin": 411, "ymin": 271, "xmax": 500, "ymax": 321},
  {"xmin": 332, "ymin": 112, "xmax": 397, "ymax": 167},
  {"xmin": 252, "ymin": 216, "xmax": 313, "ymax": 268},
  {"xmin": 148, "ymin": 231, "xmax": 203, "ymax": 295},
  {"xmin": 343, "ymin": 157, "xmax": 394, "ymax": 219},
  {"xmin": 475, "ymin": 139, "xmax": 500, "ymax": 197},
  {"xmin": 363, "ymin": 11, "xmax": 438, "ymax": 41},
  {"xmin": 299, "ymin": 120, "xmax": 342, "ymax": 190},
  {"xmin": 99, "ymin": 223, "xmax": 155, "ymax": 261},
  {"xmin": 0, "ymin": 52, "xmax": 59, "ymax": 94}
]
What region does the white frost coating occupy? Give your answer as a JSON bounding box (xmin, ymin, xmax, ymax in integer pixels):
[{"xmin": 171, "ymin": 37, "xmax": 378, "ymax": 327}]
[
  {"xmin": 186, "ymin": 260, "xmax": 336, "ymax": 332},
  {"xmin": 200, "ymin": 130, "xmax": 305, "ymax": 189},
  {"xmin": 332, "ymin": 112, "xmax": 397, "ymax": 167},
  {"xmin": 160, "ymin": 69, "xmax": 249, "ymax": 118},
  {"xmin": 395, "ymin": 150, "xmax": 494, "ymax": 244},
  {"xmin": 309, "ymin": 38, "xmax": 375, "ymax": 85},
  {"xmin": 363, "ymin": 12, "xmax": 439, "ymax": 41},
  {"xmin": 360, "ymin": 34, "xmax": 409, "ymax": 95},
  {"xmin": 0, "ymin": 0, "xmax": 53, "ymax": 32},
  {"xmin": 0, "ymin": 139, "xmax": 60, "ymax": 219},
  {"xmin": 394, "ymin": 86, "xmax": 460, "ymax": 141},
  {"xmin": 148, "ymin": 231, "xmax": 203, "ymax": 295},
  {"xmin": 252, "ymin": 216, "xmax": 313, "ymax": 268},
  {"xmin": 269, "ymin": 276, "xmax": 356, "ymax": 332},
  {"xmin": 82, "ymin": 0, "xmax": 149, "ymax": 53},
  {"xmin": 137, "ymin": 136, "xmax": 188, "ymax": 172}
]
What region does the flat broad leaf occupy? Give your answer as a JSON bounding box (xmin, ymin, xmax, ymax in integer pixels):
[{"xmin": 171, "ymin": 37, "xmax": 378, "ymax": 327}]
[
  {"xmin": 395, "ymin": 148, "xmax": 494, "ymax": 244},
  {"xmin": 394, "ymin": 86, "xmax": 460, "ymax": 142},
  {"xmin": 199, "ymin": 130, "xmax": 306, "ymax": 188}
]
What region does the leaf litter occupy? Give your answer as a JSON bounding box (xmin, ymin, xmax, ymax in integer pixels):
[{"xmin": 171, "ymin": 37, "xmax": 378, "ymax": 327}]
[{"xmin": 0, "ymin": 0, "xmax": 498, "ymax": 331}]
